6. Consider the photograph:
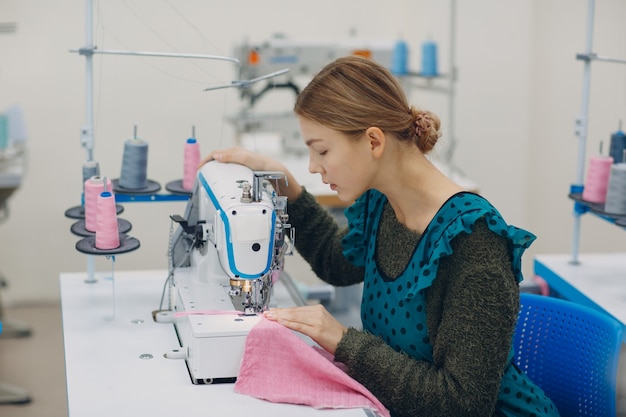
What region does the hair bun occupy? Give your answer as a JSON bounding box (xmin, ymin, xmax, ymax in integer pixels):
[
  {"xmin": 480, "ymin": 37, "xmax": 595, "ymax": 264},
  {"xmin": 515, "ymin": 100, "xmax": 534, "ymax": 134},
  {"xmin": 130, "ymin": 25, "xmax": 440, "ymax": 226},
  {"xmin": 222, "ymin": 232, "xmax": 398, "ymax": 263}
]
[{"xmin": 412, "ymin": 108, "xmax": 441, "ymax": 153}]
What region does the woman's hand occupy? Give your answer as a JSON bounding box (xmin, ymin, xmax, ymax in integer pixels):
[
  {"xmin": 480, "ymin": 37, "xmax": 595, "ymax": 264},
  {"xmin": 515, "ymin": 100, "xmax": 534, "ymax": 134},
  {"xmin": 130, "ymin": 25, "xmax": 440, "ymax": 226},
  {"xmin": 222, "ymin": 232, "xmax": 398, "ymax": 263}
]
[
  {"xmin": 264, "ymin": 304, "xmax": 348, "ymax": 355},
  {"xmin": 199, "ymin": 146, "xmax": 280, "ymax": 172},
  {"xmin": 199, "ymin": 146, "xmax": 303, "ymax": 200}
]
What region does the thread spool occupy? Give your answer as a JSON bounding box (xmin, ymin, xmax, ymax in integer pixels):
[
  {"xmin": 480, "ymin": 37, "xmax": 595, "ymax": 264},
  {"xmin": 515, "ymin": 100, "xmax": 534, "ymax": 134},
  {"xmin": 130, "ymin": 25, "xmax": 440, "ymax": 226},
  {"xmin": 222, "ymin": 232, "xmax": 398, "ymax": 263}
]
[
  {"xmin": 82, "ymin": 161, "xmax": 100, "ymax": 184},
  {"xmin": 64, "ymin": 162, "xmax": 106, "ymax": 220},
  {"xmin": 391, "ymin": 38, "xmax": 409, "ymax": 76},
  {"xmin": 84, "ymin": 176, "xmax": 112, "ymax": 232},
  {"xmin": 95, "ymin": 191, "xmax": 120, "ymax": 250},
  {"xmin": 118, "ymin": 128, "xmax": 149, "ymax": 190},
  {"xmin": 182, "ymin": 138, "xmax": 201, "ymax": 190},
  {"xmin": 609, "ymin": 122, "xmax": 626, "ymax": 164},
  {"xmin": 421, "ymin": 38, "xmax": 438, "ymax": 77},
  {"xmin": 582, "ymin": 154, "xmax": 614, "ymax": 203},
  {"xmin": 604, "ymin": 162, "xmax": 626, "ymax": 214}
]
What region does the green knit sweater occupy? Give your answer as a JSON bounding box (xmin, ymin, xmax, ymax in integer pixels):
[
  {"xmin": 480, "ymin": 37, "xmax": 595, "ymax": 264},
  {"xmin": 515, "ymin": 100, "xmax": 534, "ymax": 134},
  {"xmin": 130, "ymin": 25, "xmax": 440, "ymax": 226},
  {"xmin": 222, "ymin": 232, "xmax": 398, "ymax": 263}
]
[{"xmin": 287, "ymin": 190, "xmax": 520, "ymax": 417}]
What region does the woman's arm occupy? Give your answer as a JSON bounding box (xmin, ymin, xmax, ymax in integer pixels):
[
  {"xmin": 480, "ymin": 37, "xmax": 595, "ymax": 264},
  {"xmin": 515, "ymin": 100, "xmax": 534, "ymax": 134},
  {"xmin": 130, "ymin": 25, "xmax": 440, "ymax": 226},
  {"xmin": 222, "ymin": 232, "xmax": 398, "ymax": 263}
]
[
  {"xmin": 199, "ymin": 146, "xmax": 303, "ymax": 201},
  {"xmin": 287, "ymin": 190, "xmax": 365, "ymax": 287}
]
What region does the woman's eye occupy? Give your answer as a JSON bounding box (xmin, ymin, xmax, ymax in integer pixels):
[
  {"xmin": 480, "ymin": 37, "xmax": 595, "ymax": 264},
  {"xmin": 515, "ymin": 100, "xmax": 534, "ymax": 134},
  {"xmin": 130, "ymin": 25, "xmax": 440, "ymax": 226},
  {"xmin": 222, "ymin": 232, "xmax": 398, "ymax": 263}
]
[{"xmin": 319, "ymin": 150, "xmax": 327, "ymax": 156}]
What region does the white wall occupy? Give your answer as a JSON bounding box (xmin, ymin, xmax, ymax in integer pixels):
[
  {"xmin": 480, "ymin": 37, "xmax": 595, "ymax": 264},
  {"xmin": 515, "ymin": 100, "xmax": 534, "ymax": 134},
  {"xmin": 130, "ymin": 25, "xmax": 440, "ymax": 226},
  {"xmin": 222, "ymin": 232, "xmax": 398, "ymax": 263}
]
[{"xmin": 0, "ymin": 0, "xmax": 624, "ymax": 305}]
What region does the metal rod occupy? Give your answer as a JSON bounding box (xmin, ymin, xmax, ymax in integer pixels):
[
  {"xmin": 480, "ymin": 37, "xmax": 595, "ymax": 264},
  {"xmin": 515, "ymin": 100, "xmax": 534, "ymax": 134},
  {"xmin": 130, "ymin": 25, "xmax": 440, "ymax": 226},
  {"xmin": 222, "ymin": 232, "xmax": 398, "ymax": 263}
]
[
  {"xmin": 446, "ymin": 0, "xmax": 457, "ymax": 166},
  {"xmin": 70, "ymin": 48, "xmax": 240, "ymax": 65},
  {"xmin": 571, "ymin": 0, "xmax": 596, "ymax": 265},
  {"xmin": 84, "ymin": 0, "xmax": 96, "ymax": 283},
  {"xmin": 203, "ymin": 68, "xmax": 290, "ymax": 92},
  {"xmin": 576, "ymin": 53, "xmax": 626, "ymax": 65},
  {"xmin": 83, "ymin": 0, "xmax": 94, "ymax": 161},
  {"xmin": 73, "ymin": 0, "xmax": 239, "ymax": 164}
]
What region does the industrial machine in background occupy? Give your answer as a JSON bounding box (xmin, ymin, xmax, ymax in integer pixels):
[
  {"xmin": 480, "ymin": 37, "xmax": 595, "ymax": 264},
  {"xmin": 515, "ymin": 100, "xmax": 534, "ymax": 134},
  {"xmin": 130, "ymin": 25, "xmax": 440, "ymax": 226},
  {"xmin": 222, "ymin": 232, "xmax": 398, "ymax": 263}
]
[
  {"xmin": 158, "ymin": 160, "xmax": 294, "ymax": 384},
  {"xmin": 234, "ymin": 34, "xmax": 397, "ymax": 82},
  {"xmin": 228, "ymin": 35, "xmax": 399, "ymax": 155}
]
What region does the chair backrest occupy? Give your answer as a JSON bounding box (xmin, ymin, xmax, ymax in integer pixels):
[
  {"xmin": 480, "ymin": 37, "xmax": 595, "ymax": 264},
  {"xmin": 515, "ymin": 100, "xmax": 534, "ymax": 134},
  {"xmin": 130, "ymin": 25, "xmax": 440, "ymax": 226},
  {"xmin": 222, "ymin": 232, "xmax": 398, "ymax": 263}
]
[{"xmin": 513, "ymin": 293, "xmax": 623, "ymax": 417}]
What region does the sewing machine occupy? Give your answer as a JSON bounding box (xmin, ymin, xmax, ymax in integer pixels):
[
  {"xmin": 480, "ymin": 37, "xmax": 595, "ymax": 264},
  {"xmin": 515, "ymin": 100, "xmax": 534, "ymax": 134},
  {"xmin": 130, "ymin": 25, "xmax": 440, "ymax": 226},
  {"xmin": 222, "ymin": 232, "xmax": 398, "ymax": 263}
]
[{"xmin": 160, "ymin": 160, "xmax": 293, "ymax": 384}]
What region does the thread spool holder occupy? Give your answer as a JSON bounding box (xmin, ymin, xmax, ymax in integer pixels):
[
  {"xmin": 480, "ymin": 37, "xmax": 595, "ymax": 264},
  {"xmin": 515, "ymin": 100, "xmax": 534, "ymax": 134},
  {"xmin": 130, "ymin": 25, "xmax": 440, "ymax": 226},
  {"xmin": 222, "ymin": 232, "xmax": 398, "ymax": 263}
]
[
  {"xmin": 66, "ymin": 0, "xmax": 246, "ymax": 284},
  {"xmin": 75, "ymin": 234, "xmax": 140, "ymax": 256},
  {"xmin": 70, "ymin": 218, "xmax": 132, "ymax": 237},
  {"xmin": 64, "ymin": 202, "xmax": 124, "ymax": 220},
  {"xmin": 568, "ymin": 192, "xmax": 626, "ymax": 225}
]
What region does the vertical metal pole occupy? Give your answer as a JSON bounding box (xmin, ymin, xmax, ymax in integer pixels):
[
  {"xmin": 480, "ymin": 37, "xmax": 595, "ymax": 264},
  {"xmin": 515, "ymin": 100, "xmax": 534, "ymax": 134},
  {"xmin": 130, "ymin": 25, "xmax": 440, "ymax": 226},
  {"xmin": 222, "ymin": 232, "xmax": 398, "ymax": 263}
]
[
  {"xmin": 571, "ymin": 0, "xmax": 595, "ymax": 264},
  {"xmin": 83, "ymin": 0, "xmax": 94, "ymax": 162},
  {"xmin": 445, "ymin": 0, "xmax": 457, "ymax": 165},
  {"xmin": 84, "ymin": 0, "xmax": 97, "ymax": 282}
]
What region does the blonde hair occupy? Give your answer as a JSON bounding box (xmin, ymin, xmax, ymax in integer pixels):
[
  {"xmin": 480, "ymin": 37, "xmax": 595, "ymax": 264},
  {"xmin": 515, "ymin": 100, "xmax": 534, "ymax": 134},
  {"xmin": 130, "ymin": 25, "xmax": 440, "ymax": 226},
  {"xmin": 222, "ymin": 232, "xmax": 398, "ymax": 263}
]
[{"xmin": 294, "ymin": 56, "xmax": 441, "ymax": 153}]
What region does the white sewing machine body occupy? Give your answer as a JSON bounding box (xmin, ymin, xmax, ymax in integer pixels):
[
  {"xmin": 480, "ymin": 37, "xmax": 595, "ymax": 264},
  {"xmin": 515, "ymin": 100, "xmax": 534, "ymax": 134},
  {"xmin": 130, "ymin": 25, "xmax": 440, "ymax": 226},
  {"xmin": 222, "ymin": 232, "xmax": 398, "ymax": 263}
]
[{"xmin": 165, "ymin": 160, "xmax": 291, "ymax": 384}]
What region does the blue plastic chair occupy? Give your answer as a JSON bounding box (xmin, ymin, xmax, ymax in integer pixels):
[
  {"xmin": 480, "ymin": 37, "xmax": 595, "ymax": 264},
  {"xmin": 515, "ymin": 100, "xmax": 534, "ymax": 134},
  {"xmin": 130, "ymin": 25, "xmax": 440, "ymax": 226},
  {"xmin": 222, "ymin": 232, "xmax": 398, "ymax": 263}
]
[{"xmin": 513, "ymin": 293, "xmax": 623, "ymax": 417}]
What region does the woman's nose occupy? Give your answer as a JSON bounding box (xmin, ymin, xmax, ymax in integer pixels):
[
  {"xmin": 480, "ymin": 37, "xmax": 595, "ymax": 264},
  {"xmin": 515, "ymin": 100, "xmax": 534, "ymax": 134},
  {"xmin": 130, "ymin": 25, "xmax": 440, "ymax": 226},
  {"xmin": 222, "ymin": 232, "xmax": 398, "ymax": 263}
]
[{"xmin": 308, "ymin": 156, "xmax": 323, "ymax": 175}]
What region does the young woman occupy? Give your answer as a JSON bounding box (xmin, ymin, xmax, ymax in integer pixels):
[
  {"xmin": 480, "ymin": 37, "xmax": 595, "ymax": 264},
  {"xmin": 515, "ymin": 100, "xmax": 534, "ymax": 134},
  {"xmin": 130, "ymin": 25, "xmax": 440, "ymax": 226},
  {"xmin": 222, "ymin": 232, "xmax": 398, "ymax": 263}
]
[{"xmin": 201, "ymin": 56, "xmax": 559, "ymax": 417}]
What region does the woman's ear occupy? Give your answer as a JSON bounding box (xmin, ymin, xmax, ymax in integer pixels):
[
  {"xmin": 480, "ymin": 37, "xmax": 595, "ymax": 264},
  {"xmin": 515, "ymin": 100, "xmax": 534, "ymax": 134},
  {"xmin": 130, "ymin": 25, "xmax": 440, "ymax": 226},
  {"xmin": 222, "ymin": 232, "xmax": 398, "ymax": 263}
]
[{"xmin": 365, "ymin": 127, "xmax": 386, "ymax": 158}]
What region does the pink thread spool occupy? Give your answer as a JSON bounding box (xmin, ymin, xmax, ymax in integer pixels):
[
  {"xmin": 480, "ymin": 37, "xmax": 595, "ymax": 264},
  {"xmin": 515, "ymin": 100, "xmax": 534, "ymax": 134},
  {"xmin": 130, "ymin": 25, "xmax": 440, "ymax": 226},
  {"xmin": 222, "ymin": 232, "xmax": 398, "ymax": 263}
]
[
  {"xmin": 582, "ymin": 155, "xmax": 614, "ymax": 203},
  {"xmin": 95, "ymin": 191, "xmax": 120, "ymax": 250},
  {"xmin": 182, "ymin": 138, "xmax": 200, "ymax": 191},
  {"xmin": 84, "ymin": 176, "xmax": 113, "ymax": 232}
]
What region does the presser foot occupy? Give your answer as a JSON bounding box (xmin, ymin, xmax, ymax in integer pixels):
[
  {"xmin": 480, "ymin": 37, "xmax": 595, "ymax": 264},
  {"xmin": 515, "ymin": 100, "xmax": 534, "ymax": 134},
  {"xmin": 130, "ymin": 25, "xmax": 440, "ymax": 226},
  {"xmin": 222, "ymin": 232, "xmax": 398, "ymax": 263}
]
[{"xmin": 192, "ymin": 377, "xmax": 237, "ymax": 385}]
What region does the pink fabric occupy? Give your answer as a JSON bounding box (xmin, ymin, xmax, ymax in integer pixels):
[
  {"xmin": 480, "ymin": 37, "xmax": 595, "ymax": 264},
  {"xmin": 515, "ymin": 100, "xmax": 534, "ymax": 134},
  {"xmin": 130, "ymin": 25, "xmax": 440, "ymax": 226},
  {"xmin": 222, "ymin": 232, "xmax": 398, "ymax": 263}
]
[{"xmin": 234, "ymin": 318, "xmax": 390, "ymax": 417}]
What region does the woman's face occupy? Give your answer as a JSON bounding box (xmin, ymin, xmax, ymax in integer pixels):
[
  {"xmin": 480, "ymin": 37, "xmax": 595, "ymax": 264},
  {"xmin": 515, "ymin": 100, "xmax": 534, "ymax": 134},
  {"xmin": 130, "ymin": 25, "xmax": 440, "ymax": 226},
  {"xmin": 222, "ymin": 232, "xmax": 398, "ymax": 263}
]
[{"xmin": 298, "ymin": 116, "xmax": 374, "ymax": 202}]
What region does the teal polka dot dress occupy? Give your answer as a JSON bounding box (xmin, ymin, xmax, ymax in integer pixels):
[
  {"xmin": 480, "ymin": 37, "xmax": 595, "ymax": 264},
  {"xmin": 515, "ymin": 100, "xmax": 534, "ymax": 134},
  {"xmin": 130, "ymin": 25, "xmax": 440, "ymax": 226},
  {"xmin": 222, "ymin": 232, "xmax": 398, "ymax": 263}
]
[{"xmin": 341, "ymin": 190, "xmax": 559, "ymax": 417}]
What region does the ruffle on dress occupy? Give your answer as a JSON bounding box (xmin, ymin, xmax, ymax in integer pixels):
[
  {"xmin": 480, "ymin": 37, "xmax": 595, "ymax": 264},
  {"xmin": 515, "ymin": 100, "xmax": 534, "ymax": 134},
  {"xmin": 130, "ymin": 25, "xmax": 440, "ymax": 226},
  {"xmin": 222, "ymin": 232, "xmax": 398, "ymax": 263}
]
[{"xmin": 342, "ymin": 190, "xmax": 536, "ymax": 298}]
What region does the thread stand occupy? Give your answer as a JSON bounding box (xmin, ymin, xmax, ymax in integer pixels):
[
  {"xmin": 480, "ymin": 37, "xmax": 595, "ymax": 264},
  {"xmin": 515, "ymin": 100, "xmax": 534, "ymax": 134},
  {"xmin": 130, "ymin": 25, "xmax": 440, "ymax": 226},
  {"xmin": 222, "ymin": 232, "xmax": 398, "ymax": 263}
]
[
  {"xmin": 75, "ymin": 234, "xmax": 140, "ymax": 256},
  {"xmin": 65, "ymin": 195, "xmax": 127, "ymax": 284},
  {"xmin": 104, "ymin": 255, "xmax": 117, "ymax": 320},
  {"xmin": 112, "ymin": 178, "xmax": 161, "ymax": 195},
  {"xmin": 64, "ymin": 203, "xmax": 124, "ymax": 220},
  {"xmin": 70, "ymin": 218, "xmax": 132, "ymax": 237},
  {"xmin": 569, "ymin": 192, "xmax": 626, "ymax": 226},
  {"xmin": 164, "ymin": 179, "xmax": 193, "ymax": 195},
  {"xmin": 75, "ymin": 235, "xmax": 140, "ymax": 318}
]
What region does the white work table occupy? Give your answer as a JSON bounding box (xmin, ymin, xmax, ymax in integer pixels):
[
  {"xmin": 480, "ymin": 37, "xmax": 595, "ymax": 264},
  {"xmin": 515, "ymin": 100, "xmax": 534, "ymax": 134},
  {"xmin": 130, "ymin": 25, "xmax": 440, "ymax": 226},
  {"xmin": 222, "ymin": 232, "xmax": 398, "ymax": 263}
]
[
  {"xmin": 60, "ymin": 270, "xmax": 368, "ymax": 417},
  {"xmin": 534, "ymin": 253, "xmax": 626, "ymax": 339}
]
